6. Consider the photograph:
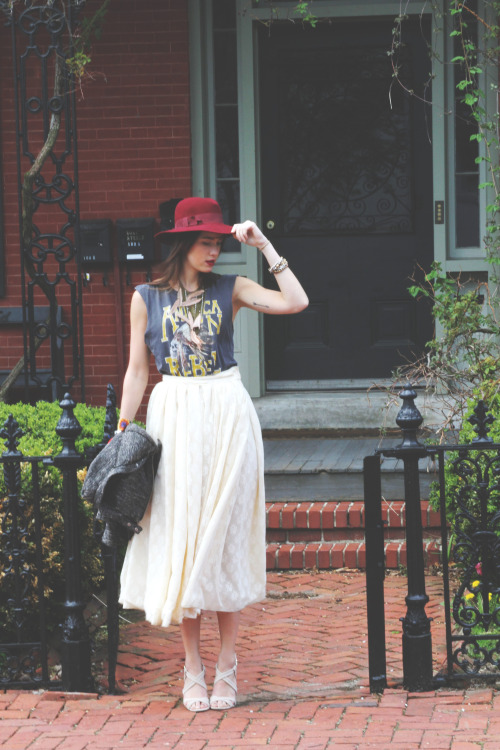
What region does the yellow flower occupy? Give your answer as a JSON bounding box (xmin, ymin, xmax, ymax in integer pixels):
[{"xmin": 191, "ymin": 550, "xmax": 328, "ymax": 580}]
[
  {"xmin": 465, "ymin": 592, "xmax": 475, "ymax": 601},
  {"xmin": 489, "ymin": 593, "xmax": 493, "ymax": 601},
  {"xmin": 471, "ymin": 580, "xmax": 480, "ymax": 589}
]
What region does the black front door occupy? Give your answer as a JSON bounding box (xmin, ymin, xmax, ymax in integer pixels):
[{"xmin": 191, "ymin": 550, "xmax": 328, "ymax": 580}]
[{"xmin": 260, "ymin": 19, "xmax": 434, "ymax": 381}]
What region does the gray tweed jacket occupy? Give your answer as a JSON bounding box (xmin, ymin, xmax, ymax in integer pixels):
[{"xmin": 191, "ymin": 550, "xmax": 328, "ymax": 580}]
[{"xmin": 82, "ymin": 423, "xmax": 162, "ymax": 547}]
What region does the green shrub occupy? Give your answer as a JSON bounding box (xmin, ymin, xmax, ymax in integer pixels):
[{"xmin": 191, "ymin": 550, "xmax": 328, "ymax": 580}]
[{"xmin": 0, "ymin": 400, "xmax": 114, "ymax": 639}]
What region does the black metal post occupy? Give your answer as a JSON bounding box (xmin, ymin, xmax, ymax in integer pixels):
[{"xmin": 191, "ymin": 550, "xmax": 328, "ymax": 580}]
[
  {"xmin": 364, "ymin": 454, "xmax": 387, "ymax": 692},
  {"xmin": 102, "ymin": 547, "xmax": 119, "ymax": 693},
  {"xmin": 52, "ymin": 393, "xmax": 92, "ymax": 692},
  {"xmin": 100, "ymin": 384, "xmax": 119, "ymax": 694},
  {"xmin": 396, "ymin": 384, "xmax": 433, "ymax": 691}
]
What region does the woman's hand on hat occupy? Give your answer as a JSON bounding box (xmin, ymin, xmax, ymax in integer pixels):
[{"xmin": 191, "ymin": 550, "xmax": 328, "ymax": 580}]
[{"xmin": 231, "ymin": 221, "xmax": 267, "ymax": 250}]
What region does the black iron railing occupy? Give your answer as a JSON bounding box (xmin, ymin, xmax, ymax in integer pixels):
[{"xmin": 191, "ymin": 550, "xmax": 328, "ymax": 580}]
[
  {"xmin": 0, "ymin": 385, "xmax": 117, "ymax": 692},
  {"xmin": 365, "ymin": 385, "xmax": 500, "ymax": 692}
]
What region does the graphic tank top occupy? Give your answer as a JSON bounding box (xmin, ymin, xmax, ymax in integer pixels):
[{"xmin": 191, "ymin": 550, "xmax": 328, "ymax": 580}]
[{"xmin": 137, "ymin": 274, "xmax": 238, "ymax": 377}]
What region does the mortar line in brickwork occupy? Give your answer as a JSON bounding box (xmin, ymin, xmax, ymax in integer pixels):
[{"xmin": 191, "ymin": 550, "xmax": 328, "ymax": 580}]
[{"xmin": 356, "ymin": 540, "xmax": 364, "ymax": 568}]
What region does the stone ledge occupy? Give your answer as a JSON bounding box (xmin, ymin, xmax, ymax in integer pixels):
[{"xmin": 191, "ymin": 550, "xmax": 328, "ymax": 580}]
[{"xmin": 254, "ymin": 390, "xmax": 449, "ymax": 433}]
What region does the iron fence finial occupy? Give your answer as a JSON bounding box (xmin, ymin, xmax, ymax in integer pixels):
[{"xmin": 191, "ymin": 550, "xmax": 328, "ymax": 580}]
[
  {"xmin": 55, "ymin": 392, "xmax": 82, "ymax": 457},
  {"xmin": 395, "ymin": 382, "xmax": 424, "ymax": 449},
  {"xmin": 469, "ymin": 400, "xmax": 494, "ymax": 444}
]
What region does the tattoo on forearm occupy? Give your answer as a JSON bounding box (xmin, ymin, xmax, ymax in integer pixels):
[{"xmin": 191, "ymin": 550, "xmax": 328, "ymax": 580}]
[{"xmin": 253, "ymin": 301, "xmax": 270, "ymax": 309}]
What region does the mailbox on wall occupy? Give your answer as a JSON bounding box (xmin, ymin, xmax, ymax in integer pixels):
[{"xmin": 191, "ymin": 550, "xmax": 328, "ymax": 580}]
[
  {"xmin": 116, "ymin": 218, "xmax": 155, "ymax": 263},
  {"xmin": 79, "ymin": 219, "xmax": 112, "ymax": 265},
  {"xmin": 158, "ymin": 199, "xmax": 182, "ymax": 260},
  {"xmin": 159, "ymin": 198, "xmax": 182, "ymax": 232}
]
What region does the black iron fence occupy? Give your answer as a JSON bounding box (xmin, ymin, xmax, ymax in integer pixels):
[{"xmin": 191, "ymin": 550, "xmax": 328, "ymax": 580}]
[
  {"xmin": 365, "ymin": 384, "xmax": 500, "ymax": 692},
  {"xmin": 0, "ymin": 386, "xmax": 118, "ymax": 692}
]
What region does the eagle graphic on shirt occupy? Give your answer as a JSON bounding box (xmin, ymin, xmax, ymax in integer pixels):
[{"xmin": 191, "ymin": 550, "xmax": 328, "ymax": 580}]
[{"xmin": 161, "ymin": 288, "xmax": 223, "ymax": 377}]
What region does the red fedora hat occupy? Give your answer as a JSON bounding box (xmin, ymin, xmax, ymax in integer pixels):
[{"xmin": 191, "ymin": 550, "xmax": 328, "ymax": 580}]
[{"xmin": 155, "ymin": 197, "xmax": 234, "ymax": 238}]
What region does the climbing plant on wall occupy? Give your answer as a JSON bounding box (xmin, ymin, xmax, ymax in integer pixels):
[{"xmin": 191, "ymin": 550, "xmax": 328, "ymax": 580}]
[{"xmin": 385, "ymin": 1, "xmax": 500, "ymax": 435}]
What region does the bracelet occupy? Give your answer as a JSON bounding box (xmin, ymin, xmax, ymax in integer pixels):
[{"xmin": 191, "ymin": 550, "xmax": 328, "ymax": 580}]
[
  {"xmin": 259, "ymin": 240, "xmax": 271, "ymax": 252},
  {"xmin": 117, "ymin": 418, "xmax": 130, "ymax": 432},
  {"xmin": 268, "ymin": 256, "xmax": 289, "ymax": 275}
]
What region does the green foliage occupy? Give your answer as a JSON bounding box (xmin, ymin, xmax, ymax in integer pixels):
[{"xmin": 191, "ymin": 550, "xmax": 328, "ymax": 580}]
[
  {"xmin": 429, "ymin": 393, "xmax": 500, "ymax": 520},
  {"xmin": 3, "ymin": 1, "xmax": 110, "ymax": 85},
  {"xmin": 389, "ymin": 5, "xmax": 500, "ymax": 577},
  {"xmin": 448, "ymin": 1, "xmax": 500, "ymax": 266},
  {"xmin": 66, "ymin": 0, "xmax": 110, "ymax": 83},
  {"xmin": 394, "ymin": 262, "xmax": 500, "ymax": 436},
  {"xmin": 0, "ymin": 401, "xmax": 113, "ymax": 639},
  {"xmin": 293, "ymin": 1, "xmax": 317, "ymax": 26},
  {"xmin": 461, "ymin": 577, "xmax": 500, "ymax": 651},
  {"xmin": 253, "ymin": 0, "xmax": 317, "ymax": 26}
]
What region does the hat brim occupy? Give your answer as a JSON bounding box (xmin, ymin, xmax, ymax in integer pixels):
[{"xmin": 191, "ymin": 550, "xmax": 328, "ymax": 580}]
[{"xmin": 155, "ymin": 222, "xmax": 234, "ymax": 240}]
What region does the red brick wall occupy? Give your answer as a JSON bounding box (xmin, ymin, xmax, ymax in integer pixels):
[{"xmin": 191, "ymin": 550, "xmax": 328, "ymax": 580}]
[{"xmin": 0, "ymin": 0, "xmax": 192, "ymax": 420}]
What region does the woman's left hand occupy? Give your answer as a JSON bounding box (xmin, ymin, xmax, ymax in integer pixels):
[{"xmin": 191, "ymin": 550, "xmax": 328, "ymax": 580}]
[{"xmin": 231, "ymin": 221, "xmax": 267, "ymax": 249}]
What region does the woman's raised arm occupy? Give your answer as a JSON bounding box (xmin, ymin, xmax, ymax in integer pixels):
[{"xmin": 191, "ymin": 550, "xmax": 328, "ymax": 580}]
[{"xmin": 232, "ymin": 220, "xmax": 309, "ymax": 315}]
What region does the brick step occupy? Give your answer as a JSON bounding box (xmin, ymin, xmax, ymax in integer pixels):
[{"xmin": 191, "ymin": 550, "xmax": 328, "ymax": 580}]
[
  {"xmin": 266, "ymin": 500, "xmax": 441, "ymax": 537},
  {"xmin": 266, "ymin": 539, "xmax": 442, "ymax": 571},
  {"xmin": 265, "ymin": 501, "xmax": 442, "ymax": 571}
]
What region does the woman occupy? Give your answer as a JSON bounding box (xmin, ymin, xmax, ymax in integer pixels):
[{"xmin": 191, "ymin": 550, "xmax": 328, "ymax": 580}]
[{"xmin": 118, "ymin": 197, "xmax": 308, "ymax": 711}]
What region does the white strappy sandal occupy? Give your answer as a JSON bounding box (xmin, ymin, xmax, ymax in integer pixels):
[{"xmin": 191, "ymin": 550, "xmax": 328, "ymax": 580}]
[
  {"xmin": 182, "ymin": 665, "xmax": 210, "ymax": 712},
  {"xmin": 210, "ymin": 657, "xmax": 237, "ymax": 710}
]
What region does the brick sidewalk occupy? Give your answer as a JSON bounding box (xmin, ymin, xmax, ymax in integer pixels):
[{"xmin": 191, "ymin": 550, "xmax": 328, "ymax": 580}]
[{"xmin": 1, "ymin": 571, "xmax": 499, "ymax": 749}]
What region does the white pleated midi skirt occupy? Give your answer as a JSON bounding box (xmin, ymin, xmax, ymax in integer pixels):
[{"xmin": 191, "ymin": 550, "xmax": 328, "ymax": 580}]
[{"xmin": 119, "ymin": 367, "xmax": 266, "ymax": 627}]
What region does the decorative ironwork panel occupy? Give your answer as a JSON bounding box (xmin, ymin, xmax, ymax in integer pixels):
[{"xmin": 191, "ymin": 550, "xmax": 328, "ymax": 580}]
[
  {"xmin": 276, "ymin": 45, "xmax": 413, "ymax": 235},
  {"xmin": 0, "ymin": 415, "xmax": 53, "ymax": 688},
  {"xmin": 2, "ymin": 0, "xmax": 85, "ymax": 400},
  {"xmin": 449, "ymin": 446, "xmax": 500, "ymax": 674},
  {"xmin": 372, "ymin": 391, "xmax": 500, "ymax": 690},
  {"xmin": 430, "ymin": 401, "xmax": 500, "ymax": 679}
]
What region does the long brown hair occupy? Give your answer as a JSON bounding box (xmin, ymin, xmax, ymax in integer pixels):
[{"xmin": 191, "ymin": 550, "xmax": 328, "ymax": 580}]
[
  {"xmin": 151, "ymin": 232, "xmax": 226, "ymax": 289},
  {"xmin": 150, "ymin": 233, "xmax": 202, "ymax": 290}
]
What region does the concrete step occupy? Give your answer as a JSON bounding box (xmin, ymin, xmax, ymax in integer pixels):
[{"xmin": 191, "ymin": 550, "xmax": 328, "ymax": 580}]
[
  {"xmin": 265, "ymin": 500, "xmax": 442, "ymax": 571},
  {"xmin": 254, "ymin": 388, "xmax": 447, "ymax": 432},
  {"xmin": 263, "ymin": 436, "xmax": 436, "ymax": 501}
]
